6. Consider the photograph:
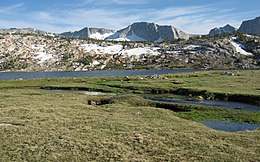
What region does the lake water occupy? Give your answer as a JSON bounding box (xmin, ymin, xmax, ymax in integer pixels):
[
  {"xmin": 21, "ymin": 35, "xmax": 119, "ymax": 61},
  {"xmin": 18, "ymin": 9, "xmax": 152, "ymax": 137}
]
[
  {"xmin": 0, "ymin": 69, "xmax": 198, "ymax": 80},
  {"xmin": 201, "ymin": 120, "xmax": 260, "ymax": 132}
]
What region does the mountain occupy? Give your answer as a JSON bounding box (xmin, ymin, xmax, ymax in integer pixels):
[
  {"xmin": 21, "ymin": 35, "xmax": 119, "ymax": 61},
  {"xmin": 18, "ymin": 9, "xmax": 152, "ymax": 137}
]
[
  {"xmin": 0, "ymin": 28, "xmax": 54, "ymax": 36},
  {"xmin": 238, "ymin": 16, "xmax": 260, "ymax": 35},
  {"xmin": 208, "ymin": 24, "xmax": 236, "ymax": 35},
  {"xmin": 60, "ymin": 27, "xmax": 115, "ymax": 40},
  {"xmin": 105, "ymin": 22, "xmax": 190, "ymax": 42},
  {"xmin": 1, "ymin": 29, "xmax": 259, "ymax": 72}
]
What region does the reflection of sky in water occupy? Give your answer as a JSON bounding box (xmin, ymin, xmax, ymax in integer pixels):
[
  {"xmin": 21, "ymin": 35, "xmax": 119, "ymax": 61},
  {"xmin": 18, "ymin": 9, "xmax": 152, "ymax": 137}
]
[
  {"xmin": 41, "ymin": 90, "xmax": 116, "ymax": 96},
  {"xmin": 201, "ymin": 120, "xmax": 260, "ymax": 132},
  {"xmin": 146, "ymin": 97, "xmax": 260, "ymax": 112}
]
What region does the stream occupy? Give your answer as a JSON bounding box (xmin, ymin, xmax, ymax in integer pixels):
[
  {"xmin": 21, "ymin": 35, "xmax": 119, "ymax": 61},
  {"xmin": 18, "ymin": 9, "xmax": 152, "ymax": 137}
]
[
  {"xmin": 143, "ymin": 96, "xmax": 260, "ymax": 112},
  {"xmin": 144, "ymin": 96, "xmax": 260, "ymax": 132},
  {"xmin": 41, "ymin": 89, "xmax": 260, "ymax": 132},
  {"xmin": 201, "ymin": 120, "xmax": 260, "ymax": 132}
]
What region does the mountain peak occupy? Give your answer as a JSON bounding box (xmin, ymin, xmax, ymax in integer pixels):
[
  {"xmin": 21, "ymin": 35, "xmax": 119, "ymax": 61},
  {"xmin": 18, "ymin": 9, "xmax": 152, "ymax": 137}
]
[
  {"xmin": 60, "ymin": 27, "xmax": 115, "ymax": 40},
  {"xmin": 224, "ymin": 24, "xmax": 233, "ymax": 28},
  {"xmin": 209, "ymin": 24, "xmax": 236, "ymax": 36},
  {"xmin": 106, "ymin": 22, "xmax": 189, "ymax": 42},
  {"xmin": 238, "ymin": 16, "xmax": 260, "ymax": 35}
]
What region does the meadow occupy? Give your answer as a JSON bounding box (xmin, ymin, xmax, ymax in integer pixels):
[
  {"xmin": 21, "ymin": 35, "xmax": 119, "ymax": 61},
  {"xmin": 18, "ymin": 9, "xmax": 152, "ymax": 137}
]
[{"xmin": 0, "ymin": 70, "xmax": 259, "ymax": 161}]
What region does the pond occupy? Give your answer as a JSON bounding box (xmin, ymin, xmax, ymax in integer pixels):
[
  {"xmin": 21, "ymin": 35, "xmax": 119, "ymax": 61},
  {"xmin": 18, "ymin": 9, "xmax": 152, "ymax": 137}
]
[
  {"xmin": 201, "ymin": 120, "xmax": 260, "ymax": 132},
  {"xmin": 41, "ymin": 89, "xmax": 116, "ymax": 96},
  {"xmin": 0, "ymin": 69, "xmax": 198, "ymax": 80}
]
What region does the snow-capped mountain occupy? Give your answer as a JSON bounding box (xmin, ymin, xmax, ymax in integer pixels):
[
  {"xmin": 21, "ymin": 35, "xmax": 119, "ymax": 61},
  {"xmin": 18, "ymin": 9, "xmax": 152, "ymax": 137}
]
[
  {"xmin": 238, "ymin": 16, "xmax": 260, "ymax": 35},
  {"xmin": 105, "ymin": 22, "xmax": 190, "ymax": 42},
  {"xmin": 209, "ymin": 24, "xmax": 236, "ymax": 36},
  {"xmin": 60, "ymin": 27, "xmax": 115, "ymax": 40}
]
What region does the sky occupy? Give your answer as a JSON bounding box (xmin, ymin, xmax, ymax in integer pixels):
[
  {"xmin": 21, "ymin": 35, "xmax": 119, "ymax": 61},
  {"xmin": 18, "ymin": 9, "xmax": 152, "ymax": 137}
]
[{"xmin": 0, "ymin": 0, "xmax": 259, "ymax": 34}]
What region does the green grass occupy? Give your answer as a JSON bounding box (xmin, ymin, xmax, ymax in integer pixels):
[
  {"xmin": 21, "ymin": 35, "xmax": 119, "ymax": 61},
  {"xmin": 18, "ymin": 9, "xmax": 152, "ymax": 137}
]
[
  {"xmin": 0, "ymin": 70, "xmax": 259, "ymax": 161},
  {"xmin": 1, "ymin": 70, "xmax": 259, "ymax": 95},
  {"xmin": 174, "ymin": 104, "xmax": 260, "ymax": 124},
  {"xmin": 0, "ymin": 89, "xmax": 259, "ymax": 161}
]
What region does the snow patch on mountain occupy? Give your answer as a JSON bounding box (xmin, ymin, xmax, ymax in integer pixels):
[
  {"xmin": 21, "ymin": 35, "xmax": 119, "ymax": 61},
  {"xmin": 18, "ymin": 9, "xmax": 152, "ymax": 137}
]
[
  {"xmin": 35, "ymin": 52, "xmax": 53, "ymax": 63},
  {"xmin": 230, "ymin": 38, "xmax": 253, "ymax": 56},
  {"xmin": 119, "ymin": 47, "xmax": 160, "ymax": 56},
  {"xmin": 184, "ymin": 45, "xmax": 201, "ymax": 50},
  {"xmin": 92, "ymin": 60, "xmax": 100, "ymax": 66},
  {"xmin": 31, "ymin": 44, "xmax": 53, "ymax": 63},
  {"xmin": 81, "ymin": 44, "xmax": 123, "ymax": 54},
  {"xmin": 81, "ymin": 43, "xmax": 160, "ymax": 56},
  {"xmin": 89, "ymin": 32, "xmax": 114, "ymax": 40}
]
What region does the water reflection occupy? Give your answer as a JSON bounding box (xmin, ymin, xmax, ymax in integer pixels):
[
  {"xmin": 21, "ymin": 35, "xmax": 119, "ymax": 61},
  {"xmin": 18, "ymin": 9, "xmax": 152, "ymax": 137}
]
[
  {"xmin": 201, "ymin": 120, "xmax": 260, "ymax": 132},
  {"xmin": 41, "ymin": 89, "xmax": 116, "ymax": 96},
  {"xmin": 144, "ymin": 96, "xmax": 260, "ymax": 112}
]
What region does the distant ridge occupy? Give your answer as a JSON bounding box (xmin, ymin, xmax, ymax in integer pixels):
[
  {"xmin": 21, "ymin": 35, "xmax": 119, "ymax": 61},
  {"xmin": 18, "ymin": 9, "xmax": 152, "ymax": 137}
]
[
  {"xmin": 209, "ymin": 24, "xmax": 237, "ymax": 36},
  {"xmin": 105, "ymin": 22, "xmax": 190, "ymax": 42},
  {"xmin": 60, "ymin": 27, "xmax": 115, "ymax": 40},
  {"xmin": 0, "ymin": 28, "xmax": 54, "ymax": 35}
]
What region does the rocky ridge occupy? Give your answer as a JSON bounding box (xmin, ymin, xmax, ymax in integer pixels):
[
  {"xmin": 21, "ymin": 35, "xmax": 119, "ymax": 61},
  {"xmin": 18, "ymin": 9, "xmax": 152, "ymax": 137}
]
[
  {"xmin": 106, "ymin": 22, "xmax": 190, "ymax": 42},
  {"xmin": 209, "ymin": 24, "xmax": 237, "ymax": 36},
  {"xmin": 238, "ymin": 17, "xmax": 260, "ymax": 35},
  {"xmin": 60, "ymin": 27, "xmax": 115, "ymax": 40},
  {"xmin": 0, "ymin": 28, "xmax": 55, "ymax": 36},
  {"xmin": 0, "ymin": 32, "xmax": 259, "ymax": 72}
]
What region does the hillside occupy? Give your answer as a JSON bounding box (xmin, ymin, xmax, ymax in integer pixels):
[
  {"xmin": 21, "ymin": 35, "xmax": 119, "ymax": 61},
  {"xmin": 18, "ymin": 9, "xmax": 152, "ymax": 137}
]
[{"xmin": 0, "ymin": 32, "xmax": 259, "ymax": 72}]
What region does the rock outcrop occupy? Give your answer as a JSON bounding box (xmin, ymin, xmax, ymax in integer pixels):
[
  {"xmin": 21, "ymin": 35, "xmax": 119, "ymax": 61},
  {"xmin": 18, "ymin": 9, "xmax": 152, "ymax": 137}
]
[
  {"xmin": 0, "ymin": 28, "xmax": 54, "ymax": 36},
  {"xmin": 60, "ymin": 27, "xmax": 115, "ymax": 40},
  {"xmin": 209, "ymin": 24, "xmax": 236, "ymax": 35},
  {"xmin": 238, "ymin": 17, "xmax": 260, "ymax": 35},
  {"xmin": 0, "ymin": 32, "xmax": 259, "ymax": 72},
  {"xmin": 106, "ymin": 22, "xmax": 190, "ymax": 42}
]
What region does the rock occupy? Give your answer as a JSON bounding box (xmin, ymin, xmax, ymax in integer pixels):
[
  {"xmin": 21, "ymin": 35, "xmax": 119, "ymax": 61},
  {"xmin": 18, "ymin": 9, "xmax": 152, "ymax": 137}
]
[
  {"xmin": 60, "ymin": 27, "xmax": 115, "ymax": 40},
  {"xmin": 209, "ymin": 24, "xmax": 236, "ymax": 35},
  {"xmin": 222, "ymin": 71, "xmax": 235, "ymax": 76},
  {"xmin": 146, "ymin": 74, "xmax": 165, "ymax": 79},
  {"xmin": 238, "ymin": 17, "xmax": 260, "ymax": 35},
  {"xmin": 186, "ymin": 96, "xmax": 204, "ymax": 102},
  {"xmin": 0, "ymin": 28, "xmax": 54, "ymax": 36},
  {"xmin": 87, "ymin": 98, "xmax": 113, "ymax": 106},
  {"xmin": 106, "ymin": 22, "xmax": 190, "ymax": 42},
  {"xmin": 88, "ymin": 100, "xmax": 98, "ymax": 105},
  {"xmin": 172, "ymin": 81, "xmax": 184, "ymax": 84},
  {"xmin": 124, "ymin": 76, "xmax": 130, "ymax": 81}
]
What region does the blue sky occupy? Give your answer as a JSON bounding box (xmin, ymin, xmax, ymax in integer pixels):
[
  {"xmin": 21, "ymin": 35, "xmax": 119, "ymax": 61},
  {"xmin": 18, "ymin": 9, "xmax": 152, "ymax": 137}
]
[{"xmin": 0, "ymin": 0, "xmax": 259, "ymax": 34}]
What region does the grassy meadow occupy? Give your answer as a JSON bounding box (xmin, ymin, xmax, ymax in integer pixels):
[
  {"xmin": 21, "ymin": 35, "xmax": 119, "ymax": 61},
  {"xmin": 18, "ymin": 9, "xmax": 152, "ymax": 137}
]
[{"xmin": 0, "ymin": 70, "xmax": 259, "ymax": 161}]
